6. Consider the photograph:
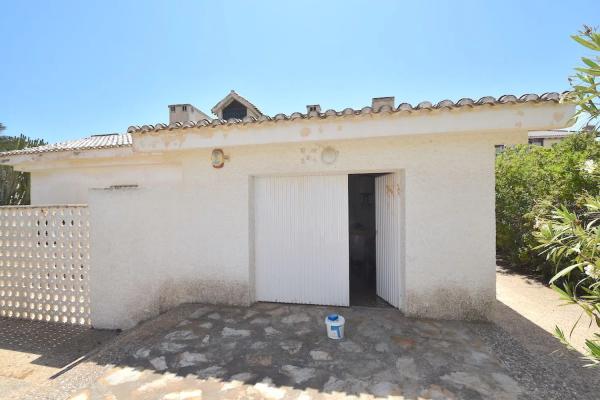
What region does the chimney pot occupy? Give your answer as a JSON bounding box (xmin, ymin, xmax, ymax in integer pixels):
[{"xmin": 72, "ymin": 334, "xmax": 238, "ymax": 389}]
[
  {"xmin": 168, "ymin": 104, "xmax": 211, "ymax": 124},
  {"xmin": 306, "ymin": 104, "xmax": 321, "ymax": 113},
  {"xmin": 371, "ymin": 96, "xmax": 395, "ymax": 110}
]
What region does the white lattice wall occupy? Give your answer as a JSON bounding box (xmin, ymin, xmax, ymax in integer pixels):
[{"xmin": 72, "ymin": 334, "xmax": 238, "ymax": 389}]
[{"xmin": 0, "ymin": 206, "xmax": 90, "ymax": 325}]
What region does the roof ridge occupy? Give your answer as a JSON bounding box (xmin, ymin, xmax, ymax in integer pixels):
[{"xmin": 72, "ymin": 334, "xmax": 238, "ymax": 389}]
[
  {"xmin": 0, "ymin": 91, "xmax": 571, "ymax": 158},
  {"xmin": 130, "ymin": 91, "xmax": 570, "ymax": 134}
]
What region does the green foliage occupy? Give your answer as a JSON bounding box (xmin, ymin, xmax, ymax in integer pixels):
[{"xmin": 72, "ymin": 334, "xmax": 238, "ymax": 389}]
[
  {"xmin": 495, "ymin": 132, "xmax": 600, "ymax": 277},
  {"xmin": 566, "ymin": 25, "xmax": 600, "ymax": 130},
  {"xmin": 534, "ymin": 194, "xmax": 600, "ymax": 367},
  {"xmin": 0, "ymin": 133, "xmax": 46, "ymax": 205},
  {"xmin": 528, "ymin": 27, "xmax": 600, "ymax": 368}
]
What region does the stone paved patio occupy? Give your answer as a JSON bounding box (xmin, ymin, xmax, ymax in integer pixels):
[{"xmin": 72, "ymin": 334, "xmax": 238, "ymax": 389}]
[{"xmin": 59, "ymin": 303, "xmax": 531, "ymax": 400}]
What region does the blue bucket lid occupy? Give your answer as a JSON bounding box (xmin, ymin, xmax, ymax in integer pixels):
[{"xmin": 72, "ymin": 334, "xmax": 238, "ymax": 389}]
[{"xmin": 327, "ymin": 314, "xmax": 339, "ymax": 321}]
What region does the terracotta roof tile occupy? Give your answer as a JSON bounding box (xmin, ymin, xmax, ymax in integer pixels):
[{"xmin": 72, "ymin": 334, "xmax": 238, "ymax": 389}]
[
  {"xmin": 0, "ymin": 92, "xmax": 569, "ymax": 157},
  {"xmin": 0, "ymin": 133, "xmax": 132, "ymax": 157},
  {"xmin": 127, "ymin": 92, "xmax": 569, "ymax": 134}
]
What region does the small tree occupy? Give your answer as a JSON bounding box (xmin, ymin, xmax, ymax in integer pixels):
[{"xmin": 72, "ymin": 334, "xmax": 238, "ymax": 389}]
[{"xmin": 0, "ymin": 126, "xmax": 46, "ymax": 205}]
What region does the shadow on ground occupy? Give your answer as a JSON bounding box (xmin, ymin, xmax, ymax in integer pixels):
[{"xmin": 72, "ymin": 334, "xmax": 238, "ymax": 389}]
[
  {"xmin": 0, "ymin": 318, "xmax": 118, "ymax": 370},
  {"xmin": 4, "ymin": 302, "xmax": 589, "ymax": 400}
]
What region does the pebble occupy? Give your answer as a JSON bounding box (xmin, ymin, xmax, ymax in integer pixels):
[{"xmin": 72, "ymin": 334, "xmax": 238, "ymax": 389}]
[
  {"xmin": 222, "ymin": 327, "xmax": 251, "ymax": 337},
  {"xmin": 177, "ymin": 352, "xmax": 208, "ymax": 368},
  {"xmin": 150, "ymin": 356, "xmax": 168, "ymax": 371},
  {"xmin": 310, "ymin": 350, "xmax": 332, "ymax": 361},
  {"xmin": 281, "ymin": 365, "xmax": 316, "ymax": 384},
  {"xmin": 102, "ymin": 367, "xmax": 142, "ymax": 385}
]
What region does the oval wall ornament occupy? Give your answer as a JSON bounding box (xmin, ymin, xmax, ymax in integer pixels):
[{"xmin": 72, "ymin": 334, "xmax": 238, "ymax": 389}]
[{"xmin": 321, "ymin": 146, "xmax": 339, "ymax": 165}]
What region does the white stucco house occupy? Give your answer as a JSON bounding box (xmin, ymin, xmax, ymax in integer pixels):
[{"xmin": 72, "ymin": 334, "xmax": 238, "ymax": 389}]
[{"xmin": 0, "ymin": 90, "xmax": 574, "ymax": 329}]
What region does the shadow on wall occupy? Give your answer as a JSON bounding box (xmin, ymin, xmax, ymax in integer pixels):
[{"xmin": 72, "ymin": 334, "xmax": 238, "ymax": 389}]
[{"xmin": 17, "ymin": 302, "xmax": 593, "ymax": 400}]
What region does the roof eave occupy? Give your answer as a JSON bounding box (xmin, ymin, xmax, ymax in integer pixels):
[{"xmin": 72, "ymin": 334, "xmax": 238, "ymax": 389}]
[{"xmin": 131, "ymin": 101, "xmax": 576, "ymax": 154}]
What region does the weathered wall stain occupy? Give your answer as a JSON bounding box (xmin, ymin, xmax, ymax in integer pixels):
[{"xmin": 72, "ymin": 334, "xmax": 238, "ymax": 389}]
[
  {"xmin": 158, "ymin": 279, "xmax": 250, "ymax": 313},
  {"xmin": 553, "ymin": 111, "xmax": 565, "ymax": 122},
  {"xmin": 405, "ymin": 287, "xmax": 493, "ymax": 321},
  {"xmin": 300, "ymin": 127, "xmax": 311, "ymax": 137}
]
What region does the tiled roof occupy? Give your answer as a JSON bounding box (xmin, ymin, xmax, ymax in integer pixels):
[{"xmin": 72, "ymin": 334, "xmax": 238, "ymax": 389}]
[
  {"xmin": 0, "ymin": 92, "xmax": 569, "ymax": 158},
  {"xmin": 528, "ymin": 130, "xmax": 574, "ymax": 139},
  {"xmin": 129, "ymin": 92, "xmax": 568, "ymax": 134},
  {"xmin": 0, "ymin": 133, "xmax": 132, "ymax": 157}
]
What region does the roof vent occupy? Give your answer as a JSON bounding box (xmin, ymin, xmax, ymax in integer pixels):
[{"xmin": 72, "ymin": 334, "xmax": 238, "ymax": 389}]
[
  {"xmin": 306, "ymin": 104, "xmax": 321, "ymax": 113},
  {"xmin": 371, "ymin": 97, "xmax": 395, "ymax": 110}
]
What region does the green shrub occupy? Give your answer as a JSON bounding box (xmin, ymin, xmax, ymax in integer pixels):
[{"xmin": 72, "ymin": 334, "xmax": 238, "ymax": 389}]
[
  {"xmin": 534, "ymin": 193, "xmax": 600, "ymax": 367},
  {"xmin": 495, "ymin": 133, "xmax": 600, "ymax": 278}
]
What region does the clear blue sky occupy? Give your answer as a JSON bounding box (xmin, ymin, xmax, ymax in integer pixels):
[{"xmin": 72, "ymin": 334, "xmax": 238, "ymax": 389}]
[{"xmin": 1, "ymin": 1, "xmax": 598, "ymax": 143}]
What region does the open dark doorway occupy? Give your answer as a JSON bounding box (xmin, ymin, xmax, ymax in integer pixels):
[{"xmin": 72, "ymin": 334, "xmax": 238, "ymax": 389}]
[{"xmin": 348, "ymin": 174, "xmax": 390, "ymax": 307}]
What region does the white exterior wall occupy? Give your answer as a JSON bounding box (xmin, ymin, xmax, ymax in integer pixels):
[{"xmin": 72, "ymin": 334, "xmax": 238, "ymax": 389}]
[
  {"xmin": 82, "ymin": 132, "xmax": 500, "ymax": 328},
  {"xmin": 13, "ymin": 101, "xmax": 574, "ymax": 329},
  {"xmin": 30, "ymin": 163, "xmax": 182, "ymax": 204}
]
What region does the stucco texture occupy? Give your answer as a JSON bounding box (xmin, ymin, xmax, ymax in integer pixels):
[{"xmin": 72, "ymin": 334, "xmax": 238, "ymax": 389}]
[
  {"xmin": 82, "ymin": 132, "xmax": 497, "ymax": 329},
  {"xmin": 17, "ymin": 102, "xmax": 574, "ymax": 329}
]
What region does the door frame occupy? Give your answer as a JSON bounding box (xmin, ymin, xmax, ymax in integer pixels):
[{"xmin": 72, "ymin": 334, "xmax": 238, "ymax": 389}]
[{"xmin": 249, "ymin": 169, "xmax": 406, "ymax": 308}]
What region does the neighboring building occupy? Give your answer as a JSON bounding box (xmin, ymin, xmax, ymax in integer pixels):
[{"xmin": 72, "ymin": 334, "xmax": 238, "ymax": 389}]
[
  {"xmin": 527, "ymin": 130, "xmax": 574, "ymax": 147},
  {"xmin": 495, "ymin": 130, "xmax": 574, "ymax": 153},
  {"xmin": 0, "ymin": 91, "xmax": 574, "ymax": 329}
]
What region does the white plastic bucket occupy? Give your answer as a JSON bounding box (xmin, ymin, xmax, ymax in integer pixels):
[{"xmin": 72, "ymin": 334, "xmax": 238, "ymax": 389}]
[{"xmin": 325, "ymin": 313, "xmax": 345, "ymax": 339}]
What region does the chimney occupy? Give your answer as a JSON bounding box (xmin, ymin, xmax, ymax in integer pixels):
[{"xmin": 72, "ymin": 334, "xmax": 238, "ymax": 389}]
[
  {"xmin": 168, "ymin": 104, "xmax": 211, "ymax": 124},
  {"xmin": 371, "ymin": 96, "xmax": 395, "ymax": 110},
  {"xmin": 306, "ymin": 104, "xmax": 321, "ymax": 113}
]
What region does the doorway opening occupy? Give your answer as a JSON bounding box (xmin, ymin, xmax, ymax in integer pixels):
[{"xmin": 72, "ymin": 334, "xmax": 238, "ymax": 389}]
[{"xmin": 348, "ymin": 174, "xmax": 391, "ymax": 307}]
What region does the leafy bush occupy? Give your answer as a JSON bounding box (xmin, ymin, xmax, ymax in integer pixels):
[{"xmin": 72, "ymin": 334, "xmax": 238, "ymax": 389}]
[
  {"xmin": 530, "ymin": 26, "xmax": 600, "ymax": 368},
  {"xmin": 495, "ymin": 132, "xmax": 600, "ymax": 278},
  {"xmin": 534, "ymin": 193, "xmax": 600, "ymax": 367}
]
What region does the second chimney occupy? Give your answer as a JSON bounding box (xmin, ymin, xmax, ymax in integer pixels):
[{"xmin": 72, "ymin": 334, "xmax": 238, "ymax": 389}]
[
  {"xmin": 306, "ymin": 104, "xmax": 321, "ymax": 113},
  {"xmin": 371, "ymin": 97, "xmax": 395, "ymax": 110},
  {"xmin": 168, "ymin": 104, "xmax": 211, "ymax": 124}
]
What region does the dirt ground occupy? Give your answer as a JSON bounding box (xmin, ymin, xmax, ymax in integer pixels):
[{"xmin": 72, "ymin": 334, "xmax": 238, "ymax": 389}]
[
  {"xmin": 494, "ymin": 266, "xmax": 597, "ymax": 355},
  {"xmin": 0, "ymin": 318, "xmax": 118, "ymax": 398}
]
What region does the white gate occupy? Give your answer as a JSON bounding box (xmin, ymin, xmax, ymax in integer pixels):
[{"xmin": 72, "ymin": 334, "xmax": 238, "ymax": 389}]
[
  {"xmin": 254, "ymin": 175, "xmax": 349, "ymax": 306},
  {"xmin": 0, "ymin": 206, "xmax": 90, "ymax": 325},
  {"xmin": 375, "ymin": 173, "xmax": 403, "ymax": 307}
]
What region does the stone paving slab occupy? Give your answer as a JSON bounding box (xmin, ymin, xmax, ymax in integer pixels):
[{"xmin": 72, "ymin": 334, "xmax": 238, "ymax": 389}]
[
  {"xmin": 65, "ymin": 304, "xmax": 525, "ymax": 400},
  {"xmin": 7, "ymin": 302, "xmax": 598, "ymax": 400}
]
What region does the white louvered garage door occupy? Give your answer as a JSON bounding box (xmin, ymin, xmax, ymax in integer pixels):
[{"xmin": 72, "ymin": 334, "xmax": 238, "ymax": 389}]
[
  {"xmin": 254, "ymin": 175, "xmax": 349, "ymax": 306},
  {"xmin": 375, "ymin": 172, "xmax": 403, "ymax": 308}
]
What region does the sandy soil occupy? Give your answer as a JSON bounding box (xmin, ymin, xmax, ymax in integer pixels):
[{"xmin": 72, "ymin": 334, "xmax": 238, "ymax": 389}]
[{"xmin": 494, "ymin": 266, "xmax": 598, "ymax": 355}]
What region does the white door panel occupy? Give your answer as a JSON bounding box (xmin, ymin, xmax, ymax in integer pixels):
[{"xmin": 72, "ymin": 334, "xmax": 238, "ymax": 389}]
[
  {"xmin": 375, "ymin": 173, "xmax": 402, "ymax": 308},
  {"xmin": 254, "ymin": 175, "xmax": 349, "ymax": 306}
]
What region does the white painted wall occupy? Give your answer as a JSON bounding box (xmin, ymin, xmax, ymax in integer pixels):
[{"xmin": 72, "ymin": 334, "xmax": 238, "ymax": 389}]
[
  {"xmin": 31, "ymin": 163, "xmax": 182, "ymax": 204},
  {"xmin": 82, "ymin": 131, "xmax": 500, "ymax": 328},
  {"xmin": 16, "ymin": 102, "xmax": 575, "ymax": 329}
]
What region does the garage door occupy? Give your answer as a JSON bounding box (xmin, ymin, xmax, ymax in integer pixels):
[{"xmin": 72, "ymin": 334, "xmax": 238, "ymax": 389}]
[{"xmin": 254, "ymin": 175, "xmax": 349, "ymax": 306}]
